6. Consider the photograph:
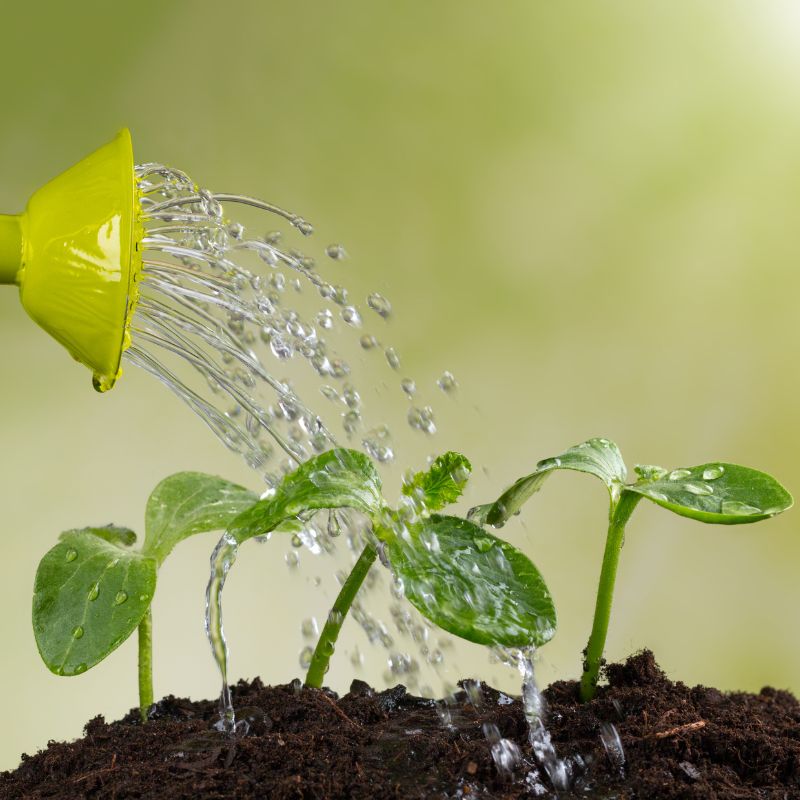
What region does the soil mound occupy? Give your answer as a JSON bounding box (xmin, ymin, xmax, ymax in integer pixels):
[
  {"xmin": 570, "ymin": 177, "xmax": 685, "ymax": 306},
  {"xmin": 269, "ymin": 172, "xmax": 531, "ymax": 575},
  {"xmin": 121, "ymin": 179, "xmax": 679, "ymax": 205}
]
[{"xmin": 3, "ymin": 651, "xmax": 798, "ymax": 799}]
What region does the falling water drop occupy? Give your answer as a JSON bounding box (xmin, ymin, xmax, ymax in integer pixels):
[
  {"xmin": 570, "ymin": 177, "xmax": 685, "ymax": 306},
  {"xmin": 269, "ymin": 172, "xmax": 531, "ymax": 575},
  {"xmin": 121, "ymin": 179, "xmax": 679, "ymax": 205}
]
[
  {"xmin": 325, "ymin": 244, "xmax": 347, "ymax": 260},
  {"xmin": 437, "ymin": 371, "xmax": 457, "ymax": 392},
  {"xmin": 367, "ymin": 293, "xmax": 392, "ymax": 319}
]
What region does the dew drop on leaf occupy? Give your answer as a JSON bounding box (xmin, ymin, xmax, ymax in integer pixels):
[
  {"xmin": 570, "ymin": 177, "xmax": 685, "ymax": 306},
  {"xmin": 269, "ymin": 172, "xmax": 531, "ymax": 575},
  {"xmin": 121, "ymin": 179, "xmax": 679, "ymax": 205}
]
[
  {"xmin": 87, "ymin": 584, "xmax": 100, "ymax": 602},
  {"xmin": 65, "ymin": 549, "xmax": 78, "ymax": 562},
  {"xmin": 669, "ymin": 469, "xmax": 692, "ymax": 481},
  {"xmin": 72, "ymin": 626, "xmax": 84, "ymax": 639},
  {"xmin": 721, "ymin": 500, "xmax": 761, "ymax": 515},
  {"xmin": 114, "ymin": 591, "xmax": 128, "ymax": 606},
  {"xmin": 684, "ymin": 482, "xmax": 713, "ymax": 496},
  {"xmin": 702, "ymin": 465, "xmax": 725, "ymax": 481}
]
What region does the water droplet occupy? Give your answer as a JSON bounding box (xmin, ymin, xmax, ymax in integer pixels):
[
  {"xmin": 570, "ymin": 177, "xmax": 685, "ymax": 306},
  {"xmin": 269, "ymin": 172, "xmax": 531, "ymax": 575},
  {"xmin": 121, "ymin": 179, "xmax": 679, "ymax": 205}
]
[
  {"xmin": 703, "ymin": 465, "xmax": 725, "ymax": 481},
  {"xmin": 299, "ymin": 646, "xmax": 314, "ymax": 669},
  {"xmin": 269, "ymin": 335, "xmax": 293, "ymax": 360},
  {"xmin": 362, "ymin": 425, "xmax": 395, "ymax": 463},
  {"xmin": 407, "ymin": 406, "xmax": 436, "ymax": 435},
  {"xmin": 72, "ymin": 626, "xmax": 84, "ymax": 639},
  {"xmin": 633, "ymin": 464, "xmax": 668, "ymax": 481},
  {"xmin": 342, "ymin": 385, "xmax": 360, "ymax": 409},
  {"xmin": 599, "ymin": 722, "xmax": 625, "ymax": 777},
  {"xmin": 474, "ymin": 535, "xmax": 495, "ymax": 553},
  {"xmin": 684, "ymin": 482, "xmax": 713, "ymax": 496},
  {"xmin": 65, "ymin": 549, "xmax": 78, "ymax": 562},
  {"xmin": 360, "ymin": 334, "xmax": 378, "ymax": 350},
  {"xmin": 669, "ymin": 469, "xmax": 692, "ymax": 481},
  {"xmin": 385, "ymin": 347, "xmax": 401, "ymax": 370},
  {"xmin": 367, "ymin": 293, "xmax": 392, "ymax": 319},
  {"xmin": 301, "ymin": 618, "xmax": 319, "ymax": 639},
  {"xmin": 721, "ymin": 500, "xmax": 761, "ymax": 516},
  {"xmin": 316, "ymin": 309, "xmax": 334, "ymax": 329},
  {"xmin": 341, "ymin": 306, "xmax": 362, "ymax": 327},
  {"xmin": 325, "ymin": 243, "xmax": 347, "ymax": 260},
  {"xmin": 342, "ymin": 409, "xmax": 361, "ymax": 433},
  {"xmin": 227, "ymin": 222, "xmax": 244, "ymax": 240},
  {"xmin": 285, "ymin": 550, "xmax": 300, "ymax": 568},
  {"xmin": 437, "ymin": 371, "xmax": 457, "ymax": 392},
  {"xmin": 401, "ymin": 378, "xmax": 416, "ymax": 396},
  {"xmin": 327, "ymin": 510, "xmax": 341, "ymax": 538},
  {"xmin": 293, "ymin": 217, "xmax": 314, "ymax": 236},
  {"xmin": 87, "ymin": 584, "xmax": 100, "ymax": 602},
  {"xmin": 114, "ymin": 591, "xmax": 128, "ymax": 606}
]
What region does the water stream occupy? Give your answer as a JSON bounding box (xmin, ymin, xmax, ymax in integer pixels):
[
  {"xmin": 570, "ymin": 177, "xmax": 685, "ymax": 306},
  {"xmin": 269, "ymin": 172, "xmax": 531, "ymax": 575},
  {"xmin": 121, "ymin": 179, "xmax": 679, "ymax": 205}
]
[{"xmin": 126, "ymin": 163, "xmax": 600, "ymax": 791}]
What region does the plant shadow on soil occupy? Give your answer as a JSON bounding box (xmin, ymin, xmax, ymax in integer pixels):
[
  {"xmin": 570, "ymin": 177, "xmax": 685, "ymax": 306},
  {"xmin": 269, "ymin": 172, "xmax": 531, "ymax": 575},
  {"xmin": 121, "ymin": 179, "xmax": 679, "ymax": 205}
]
[{"xmin": 2, "ymin": 652, "xmax": 799, "ymax": 799}]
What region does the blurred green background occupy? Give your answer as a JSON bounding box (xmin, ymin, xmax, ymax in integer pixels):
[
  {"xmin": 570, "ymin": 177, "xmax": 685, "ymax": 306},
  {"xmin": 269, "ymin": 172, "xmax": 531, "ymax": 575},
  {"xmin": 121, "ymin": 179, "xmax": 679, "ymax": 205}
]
[{"xmin": 2, "ymin": 0, "xmax": 800, "ymax": 772}]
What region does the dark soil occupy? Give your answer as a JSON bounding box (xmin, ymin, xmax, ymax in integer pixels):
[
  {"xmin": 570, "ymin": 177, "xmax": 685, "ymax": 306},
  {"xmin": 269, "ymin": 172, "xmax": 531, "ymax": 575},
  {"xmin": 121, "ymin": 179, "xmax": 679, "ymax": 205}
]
[{"xmin": 3, "ymin": 651, "xmax": 799, "ymax": 799}]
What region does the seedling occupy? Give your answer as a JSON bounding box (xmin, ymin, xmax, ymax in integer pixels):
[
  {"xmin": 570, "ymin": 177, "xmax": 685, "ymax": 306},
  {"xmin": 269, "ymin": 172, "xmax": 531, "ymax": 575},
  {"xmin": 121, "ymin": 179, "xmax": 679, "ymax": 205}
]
[
  {"xmin": 33, "ymin": 473, "xmax": 258, "ymax": 721},
  {"xmin": 469, "ymin": 437, "xmax": 793, "ymax": 701},
  {"xmin": 207, "ymin": 448, "xmax": 557, "ymax": 692}
]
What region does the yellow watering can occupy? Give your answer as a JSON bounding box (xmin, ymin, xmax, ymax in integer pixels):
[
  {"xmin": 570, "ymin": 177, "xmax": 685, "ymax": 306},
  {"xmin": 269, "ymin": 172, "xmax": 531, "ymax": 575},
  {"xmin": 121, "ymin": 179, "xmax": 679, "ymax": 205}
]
[{"xmin": 0, "ymin": 129, "xmax": 142, "ymax": 392}]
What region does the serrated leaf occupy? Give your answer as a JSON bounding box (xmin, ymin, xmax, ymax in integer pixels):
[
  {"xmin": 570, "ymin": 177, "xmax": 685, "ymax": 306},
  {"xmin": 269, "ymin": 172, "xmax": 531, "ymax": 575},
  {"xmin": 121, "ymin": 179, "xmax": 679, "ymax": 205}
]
[
  {"xmin": 33, "ymin": 529, "xmax": 157, "ymax": 676},
  {"xmin": 402, "ymin": 451, "xmax": 472, "ymax": 511},
  {"xmin": 478, "ymin": 438, "xmax": 626, "ymax": 527},
  {"xmin": 386, "ymin": 515, "xmax": 556, "ymax": 647},
  {"xmin": 228, "ymin": 448, "xmax": 383, "ymax": 544},
  {"xmin": 143, "ymin": 472, "xmax": 259, "ymax": 563},
  {"xmin": 627, "ymin": 462, "xmax": 793, "ymax": 524}
]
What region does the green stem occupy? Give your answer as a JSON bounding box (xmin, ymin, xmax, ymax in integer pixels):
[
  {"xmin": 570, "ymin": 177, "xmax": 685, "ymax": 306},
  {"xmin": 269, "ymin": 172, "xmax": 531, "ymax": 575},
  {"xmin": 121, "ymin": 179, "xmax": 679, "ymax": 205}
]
[
  {"xmin": 580, "ymin": 490, "xmax": 640, "ymax": 702},
  {"xmin": 305, "ymin": 543, "xmax": 377, "ymax": 688},
  {"xmin": 138, "ymin": 608, "xmax": 154, "ymax": 723}
]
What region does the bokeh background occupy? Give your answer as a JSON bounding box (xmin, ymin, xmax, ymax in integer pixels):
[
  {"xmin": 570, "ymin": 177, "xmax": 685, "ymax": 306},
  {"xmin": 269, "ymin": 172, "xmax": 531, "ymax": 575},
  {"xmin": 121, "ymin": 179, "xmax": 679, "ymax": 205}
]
[{"xmin": 2, "ymin": 0, "xmax": 800, "ymax": 772}]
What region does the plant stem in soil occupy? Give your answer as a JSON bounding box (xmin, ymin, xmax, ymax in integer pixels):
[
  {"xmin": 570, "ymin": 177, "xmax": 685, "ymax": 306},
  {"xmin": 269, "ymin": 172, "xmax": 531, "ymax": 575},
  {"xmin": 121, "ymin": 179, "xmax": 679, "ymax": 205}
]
[
  {"xmin": 580, "ymin": 490, "xmax": 641, "ymax": 702},
  {"xmin": 138, "ymin": 608, "xmax": 154, "ymax": 722},
  {"xmin": 305, "ymin": 543, "xmax": 377, "ymax": 688}
]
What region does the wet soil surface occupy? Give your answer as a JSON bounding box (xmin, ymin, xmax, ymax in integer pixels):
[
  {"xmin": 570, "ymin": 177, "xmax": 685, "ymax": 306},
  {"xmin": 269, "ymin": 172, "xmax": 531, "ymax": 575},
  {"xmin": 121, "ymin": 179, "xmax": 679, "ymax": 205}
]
[{"xmin": 2, "ymin": 652, "xmax": 799, "ymax": 799}]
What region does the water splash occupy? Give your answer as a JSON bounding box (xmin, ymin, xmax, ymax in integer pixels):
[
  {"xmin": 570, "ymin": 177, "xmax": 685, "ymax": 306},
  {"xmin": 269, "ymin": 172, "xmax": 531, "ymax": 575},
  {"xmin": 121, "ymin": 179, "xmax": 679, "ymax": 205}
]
[{"xmin": 128, "ymin": 164, "xmax": 481, "ymax": 739}]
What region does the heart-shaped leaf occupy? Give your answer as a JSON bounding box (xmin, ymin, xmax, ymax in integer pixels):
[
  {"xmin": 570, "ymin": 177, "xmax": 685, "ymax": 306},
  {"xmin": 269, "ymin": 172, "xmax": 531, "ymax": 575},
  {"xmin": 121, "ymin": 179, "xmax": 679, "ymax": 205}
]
[
  {"xmin": 33, "ymin": 529, "xmax": 157, "ymax": 676},
  {"xmin": 228, "ymin": 448, "xmax": 383, "ymax": 544},
  {"xmin": 472, "ymin": 437, "xmax": 626, "ymax": 527},
  {"xmin": 402, "ymin": 452, "xmax": 472, "ymax": 512},
  {"xmin": 627, "ymin": 462, "xmax": 793, "ymax": 524},
  {"xmin": 143, "ymin": 472, "xmax": 259, "ymax": 563},
  {"xmin": 385, "ymin": 515, "xmax": 556, "ymax": 647}
]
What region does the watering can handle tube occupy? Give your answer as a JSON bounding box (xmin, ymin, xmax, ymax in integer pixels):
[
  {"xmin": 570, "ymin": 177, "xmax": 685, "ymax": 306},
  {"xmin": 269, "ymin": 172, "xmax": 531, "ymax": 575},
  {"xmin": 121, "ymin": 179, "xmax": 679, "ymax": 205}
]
[{"xmin": 0, "ymin": 214, "xmax": 22, "ymax": 284}]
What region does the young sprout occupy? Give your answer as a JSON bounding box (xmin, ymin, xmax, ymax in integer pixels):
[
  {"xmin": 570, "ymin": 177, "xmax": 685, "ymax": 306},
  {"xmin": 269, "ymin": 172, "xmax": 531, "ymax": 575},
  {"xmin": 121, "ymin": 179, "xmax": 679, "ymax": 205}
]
[
  {"xmin": 207, "ymin": 448, "xmax": 556, "ymax": 698},
  {"xmin": 469, "ymin": 437, "xmax": 793, "ymax": 701},
  {"xmin": 32, "ymin": 473, "xmax": 258, "ymax": 721}
]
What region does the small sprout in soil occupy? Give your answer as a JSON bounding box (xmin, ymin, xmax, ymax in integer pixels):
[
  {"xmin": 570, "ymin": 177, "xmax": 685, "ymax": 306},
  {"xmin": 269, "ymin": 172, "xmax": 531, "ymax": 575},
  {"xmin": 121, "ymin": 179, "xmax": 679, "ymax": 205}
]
[
  {"xmin": 469, "ymin": 437, "xmax": 793, "ymax": 701},
  {"xmin": 210, "ymin": 448, "xmax": 555, "ymax": 691},
  {"xmin": 32, "ymin": 473, "xmax": 258, "ymax": 721}
]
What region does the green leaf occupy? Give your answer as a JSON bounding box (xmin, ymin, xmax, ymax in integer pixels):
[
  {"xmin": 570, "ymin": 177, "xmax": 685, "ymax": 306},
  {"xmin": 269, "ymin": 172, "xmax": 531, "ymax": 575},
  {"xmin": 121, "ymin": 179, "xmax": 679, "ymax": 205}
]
[
  {"xmin": 473, "ymin": 437, "xmax": 626, "ymax": 527},
  {"xmin": 627, "ymin": 462, "xmax": 793, "ymax": 524},
  {"xmin": 142, "ymin": 472, "xmax": 258, "ymax": 563},
  {"xmin": 385, "ymin": 515, "xmax": 556, "ymax": 647},
  {"xmin": 402, "ymin": 451, "xmax": 472, "ymax": 511},
  {"xmin": 228, "ymin": 448, "xmax": 383, "ymax": 543},
  {"xmin": 33, "ymin": 529, "xmax": 157, "ymax": 676}
]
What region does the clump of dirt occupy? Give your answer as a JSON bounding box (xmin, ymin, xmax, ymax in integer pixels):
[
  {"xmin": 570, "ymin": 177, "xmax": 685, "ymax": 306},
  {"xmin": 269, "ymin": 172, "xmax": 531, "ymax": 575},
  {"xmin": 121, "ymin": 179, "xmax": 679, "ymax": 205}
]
[{"xmin": 2, "ymin": 651, "xmax": 799, "ymax": 799}]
